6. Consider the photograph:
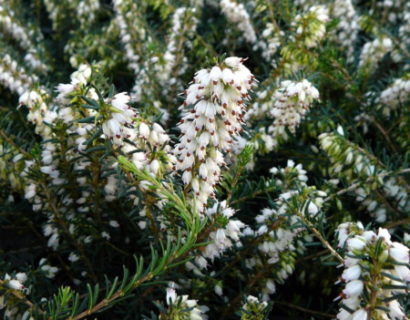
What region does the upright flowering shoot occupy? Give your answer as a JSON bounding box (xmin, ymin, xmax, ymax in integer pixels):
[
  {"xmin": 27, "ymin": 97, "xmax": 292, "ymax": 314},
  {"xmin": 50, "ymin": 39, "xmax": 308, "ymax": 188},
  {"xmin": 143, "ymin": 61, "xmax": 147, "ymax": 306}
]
[
  {"xmin": 174, "ymin": 57, "xmax": 256, "ymax": 212},
  {"xmin": 336, "ymin": 224, "xmax": 410, "ymax": 320},
  {"xmin": 101, "ymin": 92, "xmax": 137, "ymax": 146}
]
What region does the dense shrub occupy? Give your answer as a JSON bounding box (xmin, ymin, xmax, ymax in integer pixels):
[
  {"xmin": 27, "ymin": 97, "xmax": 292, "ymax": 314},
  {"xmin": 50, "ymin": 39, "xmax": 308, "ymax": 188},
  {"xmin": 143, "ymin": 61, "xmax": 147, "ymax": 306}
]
[{"xmin": 0, "ymin": 0, "xmax": 409, "ymax": 319}]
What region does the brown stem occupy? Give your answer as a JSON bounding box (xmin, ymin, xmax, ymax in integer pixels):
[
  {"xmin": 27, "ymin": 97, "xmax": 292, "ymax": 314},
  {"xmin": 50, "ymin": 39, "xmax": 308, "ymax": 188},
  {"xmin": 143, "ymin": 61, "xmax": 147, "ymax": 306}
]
[
  {"xmin": 295, "ymin": 209, "xmax": 344, "ymax": 264},
  {"xmin": 0, "ymin": 129, "xmax": 31, "ymax": 158},
  {"xmin": 67, "ymin": 273, "xmax": 154, "ymax": 320},
  {"xmin": 370, "ymin": 117, "xmax": 398, "ymax": 153},
  {"xmin": 383, "ymin": 217, "xmax": 410, "ymax": 229}
]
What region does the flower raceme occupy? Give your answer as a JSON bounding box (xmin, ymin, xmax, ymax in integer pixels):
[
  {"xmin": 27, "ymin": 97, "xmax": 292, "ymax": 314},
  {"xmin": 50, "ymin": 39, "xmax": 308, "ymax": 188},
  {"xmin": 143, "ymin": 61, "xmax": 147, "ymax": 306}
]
[
  {"xmin": 163, "ymin": 285, "xmax": 208, "ymax": 320},
  {"xmin": 174, "ymin": 57, "xmax": 256, "ymax": 212},
  {"xmin": 102, "ymin": 92, "xmax": 137, "ymax": 146},
  {"xmin": 336, "ymin": 223, "xmax": 410, "ymax": 320}
]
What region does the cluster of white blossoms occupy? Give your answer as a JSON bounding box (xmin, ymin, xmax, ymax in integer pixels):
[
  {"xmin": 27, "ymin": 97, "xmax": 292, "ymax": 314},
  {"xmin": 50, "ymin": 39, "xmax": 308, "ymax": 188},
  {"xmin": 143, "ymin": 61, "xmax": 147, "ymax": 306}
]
[
  {"xmin": 220, "ymin": 0, "xmax": 257, "ymax": 44},
  {"xmin": 103, "ymin": 103, "xmax": 175, "ymax": 204},
  {"xmin": 112, "ymin": 0, "xmax": 153, "ymax": 103},
  {"xmin": 159, "ymin": 7, "xmax": 199, "ymax": 96},
  {"xmin": 0, "ymin": 273, "xmax": 31, "ymax": 320},
  {"xmin": 19, "ymin": 88, "xmax": 55, "ymax": 138},
  {"xmin": 101, "ymin": 103, "xmax": 175, "ymax": 202},
  {"xmin": 0, "ymin": 2, "xmax": 47, "ymax": 72},
  {"xmin": 124, "ymin": 121, "xmax": 175, "ymax": 174},
  {"xmin": 268, "ymin": 79, "xmax": 319, "ymax": 134},
  {"xmin": 292, "ymin": 5, "xmax": 329, "ymax": 48},
  {"xmin": 164, "ymin": 285, "xmax": 208, "ymax": 320},
  {"xmin": 244, "ymin": 79, "xmax": 319, "ymax": 154},
  {"xmin": 319, "ymin": 131, "xmax": 410, "ymax": 223},
  {"xmin": 19, "ymin": 65, "xmax": 97, "ymax": 251},
  {"xmin": 2, "ymin": 273, "xmax": 26, "ymax": 291},
  {"xmin": 42, "ymin": 0, "xmax": 63, "ymax": 30},
  {"xmin": 240, "ymin": 296, "xmax": 269, "ymax": 320},
  {"xmin": 0, "ymin": 54, "xmax": 38, "ymax": 95},
  {"xmin": 112, "ymin": 1, "xmax": 164, "ymax": 108},
  {"xmin": 112, "ymin": 0, "xmax": 142, "ymax": 74},
  {"xmin": 359, "ymin": 37, "xmax": 393, "ymax": 73},
  {"xmin": 101, "ymin": 92, "xmax": 137, "ymax": 146},
  {"xmin": 336, "ymin": 223, "xmax": 409, "ymax": 320},
  {"xmin": 331, "ymin": 0, "xmax": 359, "ymax": 61},
  {"xmin": 262, "ymin": 79, "xmax": 319, "ymax": 151},
  {"xmin": 260, "ymin": 23, "xmax": 284, "ymax": 61},
  {"xmin": 244, "ymin": 161, "xmax": 325, "ymax": 300},
  {"xmin": 77, "ymin": 0, "xmax": 100, "ymax": 28},
  {"xmin": 396, "ymin": 4, "xmax": 410, "ymax": 63},
  {"xmin": 377, "ymin": 76, "xmax": 410, "ymax": 117},
  {"xmin": 187, "ymin": 201, "xmax": 246, "ymax": 272},
  {"xmin": 174, "ymin": 56, "xmax": 255, "ymax": 212},
  {"xmin": 373, "ymin": 0, "xmax": 407, "ymax": 24},
  {"xmin": 38, "ymin": 258, "xmax": 59, "ymax": 279}
]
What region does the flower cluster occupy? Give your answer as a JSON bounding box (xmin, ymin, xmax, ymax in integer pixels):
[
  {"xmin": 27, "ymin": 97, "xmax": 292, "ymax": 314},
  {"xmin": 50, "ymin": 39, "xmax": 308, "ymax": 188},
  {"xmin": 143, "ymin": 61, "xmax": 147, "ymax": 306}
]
[
  {"xmin": 260, "ymin": 23, "xmax": 284, "ymax": 61},
  {"xmin": 377, "ymin": 76, "xmax": 410, "ymax": 117},
  {"xmin": 359, "ymin": 37, "xmax": 393, "ymax": 73},
  {"xmin": 330, "ymin": 0, "xmax": 359, "ymax": 61},
  {"xmin": 395, "ymin": 4, "xmax": 410, "ymax": 62},
  {"xmin": 292, "ymin": 5, "xmax": 329, "ymax": 49},
  {"xmin": 0, "ymin": 2, "xmax": 48, "ymax": 72},
  {"xmin": 77, "ymin": 0, "xmax": 100, "ymax": 28},
  {"xmin": 112, "ymin": 0, "xmax": 152, "ymax": 103},
  {"xmin": 220, "ymin": 0, "xmax": 257, "ymax": 45},
  {"xmin": 243, "ymin": 161, "xmax": 326, "ymax": 299},
  {"xmin": 319, "ymin": 131, "xmax": 410, "ymax": 223},
  {"xmin": 251, "ymin": 79, "xmax": 319, "ymax": 152},
  {"xmin": 159, "ymin": 6, "xmax": 199, "ymax": 97},
  {"xmin": 101, "ymin": 92, "xmax": 137, "ymax": 145},
  {"xmin": 162, "ymin": 285, "xmax": 208, "ymax": 320},
  {"xmin": 336, "ymin": 223, "xmax": 409, "ymax": 320},
  {"xmin": 174, "ymin": 56, "xmax": 255, "ymax": 212},
  {"xmin": 0, "ymin": 54, "xmax": 37, "ymax": 95},
  {"xmin": 268, "ymin": 79, "xmax": 319, "ymax": 133},
  {"xmin": 240, "ymin": 295, "xmax": 269, "ymax": 320},
  {"xmin": 187, "ymin": 201, "xmax": 245, "ymax": 272}
]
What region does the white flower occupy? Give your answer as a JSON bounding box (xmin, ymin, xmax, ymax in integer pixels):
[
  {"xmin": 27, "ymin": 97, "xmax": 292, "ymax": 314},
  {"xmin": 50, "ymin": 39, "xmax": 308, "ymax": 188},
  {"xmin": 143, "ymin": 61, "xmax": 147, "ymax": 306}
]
[
  {"xmin": 337, "ymin": 309, "xmax": 353, "ymax": 320},
  {"xmin": 166, "ymin": 287, "xmax": 177, "ymax": 305},
  {"xmin": 214, "ymin": 285, "xmax": 223, "ymax": 296},
  {"xmin": 342, "ymin": 280, "xmax": 363, "ymax": 298},
  {"xmin": 220, "ymin": 0, "xmax": 257, "ymax": 44},
  {"xmin": 359, "ymin": 37, "xmax": 393, "ymax": 72},
  {"xmin": 394, "ymin": 265, "xmax": 410, "ymax": 282},
  {"xmin": 138, "ymin": 122, "xmax": 150, "ymax": 139},
  {"xmin": 390, "ymin": 242, "xmax": 409, "ymax": 264},
  {"xmin": 265, "ymin": 279, "xmax": 276, "ymax": 294},
  {"xmin": 351, "ymin": 309, "xmax": 367, "ymax": 320},
  {"xmin": 7, "ymin": 279, "xmax": 24, "ymax": 290},
  {"xmin": 15, "ymin": 273, "xmax": 27, "ymax": 283},
  {"xmin": 68, "ymin": 253, "xmax": 80, "ymax": 262},
  {"xmin": 342, "ymin": 265, "xmax": 361, "ymax": 282},
  {"xmin": 347, "ymin": 237, "xmax": 367, "ymax": 251},
  {"xmin": 307, "ymin": 201, "xmax": 319, "ymax": 215},
  {"xmin": 389, "ymin": 300, "xmax": 406, "ymax": 320},
  {"xmin": 109, "ymin": 220, "xmax": 120, "ymax": 228}
]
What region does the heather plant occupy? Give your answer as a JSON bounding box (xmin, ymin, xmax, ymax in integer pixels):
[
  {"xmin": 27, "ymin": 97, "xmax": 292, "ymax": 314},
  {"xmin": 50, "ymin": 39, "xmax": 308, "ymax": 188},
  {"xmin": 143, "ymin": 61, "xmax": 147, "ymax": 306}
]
[{"xmin": 0, "ymin": 0, "xmax": 409, "ymax": 319}]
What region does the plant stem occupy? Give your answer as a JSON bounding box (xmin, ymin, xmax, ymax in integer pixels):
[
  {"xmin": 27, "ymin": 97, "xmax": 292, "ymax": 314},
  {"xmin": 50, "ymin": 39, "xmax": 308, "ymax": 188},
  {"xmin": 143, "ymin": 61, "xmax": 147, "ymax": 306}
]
[{"xmin": 296, "ymin": 209, "xmax": 344, "ymax": 264}]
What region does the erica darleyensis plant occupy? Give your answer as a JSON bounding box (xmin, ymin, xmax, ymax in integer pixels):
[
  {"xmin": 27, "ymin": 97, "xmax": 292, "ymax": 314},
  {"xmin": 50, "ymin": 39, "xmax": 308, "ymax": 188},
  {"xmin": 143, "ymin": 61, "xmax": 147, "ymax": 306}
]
[{"xmin": 1, "ymin": 0, "xmax": 410, "ymax": 319}]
